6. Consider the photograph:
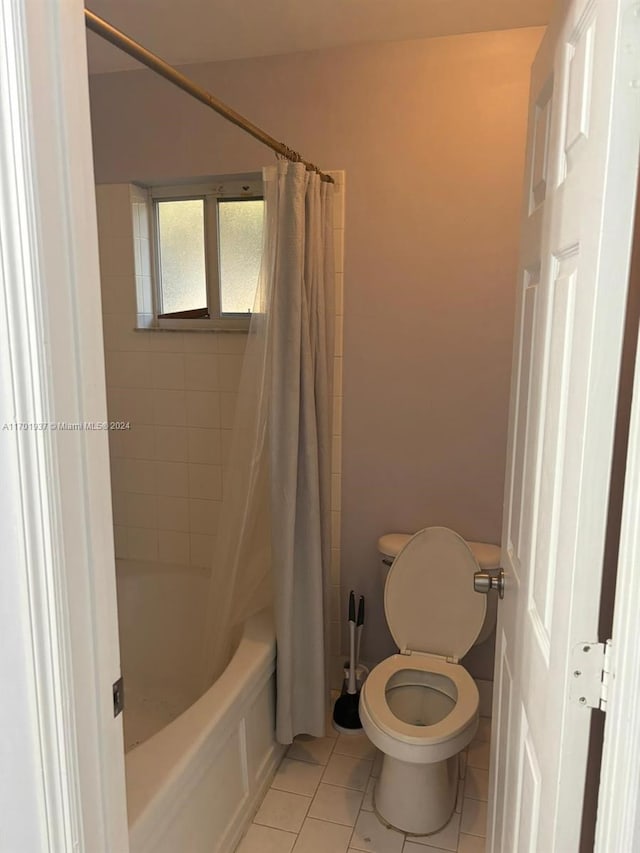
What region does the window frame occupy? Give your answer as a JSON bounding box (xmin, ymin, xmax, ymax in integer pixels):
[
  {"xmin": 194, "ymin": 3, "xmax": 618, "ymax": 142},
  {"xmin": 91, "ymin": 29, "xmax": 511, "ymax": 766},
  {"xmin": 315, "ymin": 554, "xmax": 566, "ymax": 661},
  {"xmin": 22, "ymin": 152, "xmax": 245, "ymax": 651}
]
[{"xmin": 149, "ymin": 176, "xmax": 263, "ymax": 331}]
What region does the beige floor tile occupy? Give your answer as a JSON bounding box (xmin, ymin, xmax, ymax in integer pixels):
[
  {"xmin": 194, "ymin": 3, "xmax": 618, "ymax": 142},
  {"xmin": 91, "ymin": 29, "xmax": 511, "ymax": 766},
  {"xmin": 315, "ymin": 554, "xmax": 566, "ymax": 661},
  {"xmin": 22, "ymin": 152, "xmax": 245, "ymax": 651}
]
[
  {"xmin": 322, "ymin": 753, "xmax": 373, "ymax": 791},
  {"xmin": 361, "ymin": 777, "xmax": 376, "ymax": 812},
  {"xmin": 402, "ymin": 842, "xmax": 445, "ymax": 852},
  {"xmin": 457, "ymin": 832, "xmax": 486, "ymax": 853},
  {"xmin": 476, "ymin": 718, "xmax": 491, "ymax": 743},
  {"xmin": 460, "ymin": 798, "xmax": 487, "ymax": 838},
  {"xmin": 236, "ymin": 823, "xmax": 297, "ymax": 853},
  {"xmin": 308, "ymin": 783, "xmax": 363, "ymax": 826},
  {"xmin": 292, "ymin": 817, "xmax": 353, "ymax": 853},
  {"xmin": 409, "ymin": 811, "xmax": 459, "ymax": 850},
  {"xmin": 467, "ymin": 741, "xmax": 490, "ymax": 771},
  {"xmin": 464, "ymin": 767, "xmax": 489, "ymax": 802},
  {"xmin": 254, "ymin": 788, "xmax": 312, "ymax": 834},
  {"xmin": 350, "ymin": 810, "xmax": 405, "ymax": 853},
  {"xmin": 334, "ymin": 732, "xmax": 378, "ymax": 761},
  {"xmin": 272, "ymin": 759, "xmax": 324, "ymax": 797},
  {"xmin": 288, "ymin": 735, "xmax": 336, "ymax": 765}
]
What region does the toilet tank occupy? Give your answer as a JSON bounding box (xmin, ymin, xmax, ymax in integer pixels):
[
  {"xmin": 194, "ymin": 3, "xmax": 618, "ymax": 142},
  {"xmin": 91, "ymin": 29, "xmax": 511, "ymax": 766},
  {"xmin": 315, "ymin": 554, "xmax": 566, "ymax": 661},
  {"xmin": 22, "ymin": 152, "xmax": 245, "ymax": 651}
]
[{"xmin": 377, "ymin": 531, "xmax": 501, "ymax": 646}]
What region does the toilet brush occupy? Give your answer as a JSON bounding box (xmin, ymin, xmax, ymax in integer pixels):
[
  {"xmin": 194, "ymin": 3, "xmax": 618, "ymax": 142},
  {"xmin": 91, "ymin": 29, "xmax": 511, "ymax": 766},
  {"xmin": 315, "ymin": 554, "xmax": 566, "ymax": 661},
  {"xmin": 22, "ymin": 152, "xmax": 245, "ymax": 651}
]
[
  {"xmin": 355, "ymin": 595, "xmax": 365, "ymax": 687},
  {"xmin": 332, "ymin": 591, "xmax": 362, "ymax": 732}
]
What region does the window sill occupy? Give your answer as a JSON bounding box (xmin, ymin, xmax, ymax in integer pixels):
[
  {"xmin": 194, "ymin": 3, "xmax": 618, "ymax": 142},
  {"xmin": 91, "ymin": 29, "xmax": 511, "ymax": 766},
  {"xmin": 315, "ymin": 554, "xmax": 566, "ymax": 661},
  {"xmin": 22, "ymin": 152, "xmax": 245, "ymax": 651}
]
[
  {"xmin": 133, "ymin": 325, "xmax": 249, "ymax": 334},
  {"xmin": 134, "ymin": 318, "xmax": 250, "ymax": 333}
]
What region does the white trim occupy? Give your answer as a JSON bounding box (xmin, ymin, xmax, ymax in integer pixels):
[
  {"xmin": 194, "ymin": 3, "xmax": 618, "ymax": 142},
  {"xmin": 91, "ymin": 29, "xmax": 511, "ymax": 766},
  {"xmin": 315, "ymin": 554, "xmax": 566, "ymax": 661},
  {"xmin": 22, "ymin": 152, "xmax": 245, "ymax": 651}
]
[
  {"xmin": 0, "ymin": 1, "xmax": 128, "ymax": 850},
  {"xmin": 593, "ymin": 1, "xmax": 640, "ymax": 849}
]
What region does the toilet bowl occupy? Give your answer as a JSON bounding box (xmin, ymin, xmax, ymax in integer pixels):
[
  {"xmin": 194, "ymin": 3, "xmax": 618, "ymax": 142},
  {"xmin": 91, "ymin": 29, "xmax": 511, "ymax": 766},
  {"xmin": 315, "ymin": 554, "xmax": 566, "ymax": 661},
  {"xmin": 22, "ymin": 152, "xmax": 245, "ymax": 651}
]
[{"xmin": 359, "ymin": 526, "xmax": 491, "ymax": 836}]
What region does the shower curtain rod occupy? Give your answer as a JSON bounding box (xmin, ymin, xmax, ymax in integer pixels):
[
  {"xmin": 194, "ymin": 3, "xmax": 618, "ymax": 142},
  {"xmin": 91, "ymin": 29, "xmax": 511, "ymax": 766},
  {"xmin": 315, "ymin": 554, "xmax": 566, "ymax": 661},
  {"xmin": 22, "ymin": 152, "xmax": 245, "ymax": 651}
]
[{"xmin": 84, "ymin": 9, "xmax": 334, "ymax": 183}]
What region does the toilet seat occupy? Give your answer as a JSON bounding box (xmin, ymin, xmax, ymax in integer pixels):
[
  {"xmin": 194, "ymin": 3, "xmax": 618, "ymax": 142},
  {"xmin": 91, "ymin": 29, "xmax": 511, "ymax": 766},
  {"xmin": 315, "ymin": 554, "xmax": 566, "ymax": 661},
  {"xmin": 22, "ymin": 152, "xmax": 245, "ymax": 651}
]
[
  {"xmin": 360, "ymin": 528, "xmax": 484, "ymax": 766},
  {"xmin": 361, "ymin": 653, "xmax": 478, "ymax": 746},
  {"xmin": 385, "ymin": 526, "xmax": 487, "ymax": 660}
]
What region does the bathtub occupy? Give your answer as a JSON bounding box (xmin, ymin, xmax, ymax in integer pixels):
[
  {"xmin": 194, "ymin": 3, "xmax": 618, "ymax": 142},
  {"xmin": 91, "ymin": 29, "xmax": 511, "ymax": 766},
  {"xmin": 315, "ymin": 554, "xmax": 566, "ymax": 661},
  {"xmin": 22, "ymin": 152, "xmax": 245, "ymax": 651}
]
[{"xmin": 124, "ymin": 606, "xmax": 284, "ymax": 853}]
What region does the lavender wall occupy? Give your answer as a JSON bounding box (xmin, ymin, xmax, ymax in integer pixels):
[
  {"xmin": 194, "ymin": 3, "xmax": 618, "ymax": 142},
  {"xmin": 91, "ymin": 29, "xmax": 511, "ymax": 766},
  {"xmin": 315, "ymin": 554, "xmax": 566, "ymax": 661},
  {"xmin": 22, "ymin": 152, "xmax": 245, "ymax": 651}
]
[{"xmin": 89, "ymin": 26, "xmax": 543, "ymax": 667}]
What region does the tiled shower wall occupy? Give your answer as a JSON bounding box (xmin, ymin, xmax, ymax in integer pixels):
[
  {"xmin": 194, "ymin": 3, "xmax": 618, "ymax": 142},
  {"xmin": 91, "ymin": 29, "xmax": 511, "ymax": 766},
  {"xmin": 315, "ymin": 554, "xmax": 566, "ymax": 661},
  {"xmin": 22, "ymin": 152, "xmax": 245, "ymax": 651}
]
[{"xmin": 95, "ymin": 173, "xmax": 345, "ymax": 695}]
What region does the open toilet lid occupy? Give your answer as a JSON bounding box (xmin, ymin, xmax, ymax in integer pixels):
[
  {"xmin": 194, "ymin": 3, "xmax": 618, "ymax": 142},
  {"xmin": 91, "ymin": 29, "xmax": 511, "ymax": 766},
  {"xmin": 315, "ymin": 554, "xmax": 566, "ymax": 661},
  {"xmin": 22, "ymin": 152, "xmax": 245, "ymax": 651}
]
[{"xmin": 384, "ymin": 526, "xmax": 487, "ymax": 660}]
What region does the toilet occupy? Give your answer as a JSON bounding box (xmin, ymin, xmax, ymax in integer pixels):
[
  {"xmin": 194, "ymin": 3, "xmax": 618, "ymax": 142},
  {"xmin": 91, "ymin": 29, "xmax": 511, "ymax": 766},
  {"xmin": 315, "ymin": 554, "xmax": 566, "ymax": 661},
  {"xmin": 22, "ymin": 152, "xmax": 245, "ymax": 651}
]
[{"xmin": 359, "ymin": 526, "xmax": 500, "ymax": 836}]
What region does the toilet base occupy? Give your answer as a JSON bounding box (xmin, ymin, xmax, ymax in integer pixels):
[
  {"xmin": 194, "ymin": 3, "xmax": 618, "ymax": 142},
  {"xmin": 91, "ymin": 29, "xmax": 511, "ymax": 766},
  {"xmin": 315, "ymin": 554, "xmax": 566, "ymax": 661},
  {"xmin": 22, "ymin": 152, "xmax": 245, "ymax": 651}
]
[{"xmin": 374, "ymin": 752, "xmax": 459, "ymax": 835}]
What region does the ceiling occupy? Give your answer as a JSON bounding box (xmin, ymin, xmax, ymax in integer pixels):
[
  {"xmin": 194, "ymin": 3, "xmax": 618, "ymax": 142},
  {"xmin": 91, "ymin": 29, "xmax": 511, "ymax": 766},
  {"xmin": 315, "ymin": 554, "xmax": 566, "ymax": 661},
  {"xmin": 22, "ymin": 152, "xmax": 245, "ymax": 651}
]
[{"xmin": 85, "ymin": 0, "xmax": 552, "ymax": 75}]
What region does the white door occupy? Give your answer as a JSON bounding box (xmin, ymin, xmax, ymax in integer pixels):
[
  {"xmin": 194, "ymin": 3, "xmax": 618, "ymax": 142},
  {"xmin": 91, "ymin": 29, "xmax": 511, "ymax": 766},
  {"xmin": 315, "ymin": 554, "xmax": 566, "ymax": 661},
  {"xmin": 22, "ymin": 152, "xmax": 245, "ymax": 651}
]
[{"xmin": 489, "ymin": 0, "xmax": 640, "ymax": 849}]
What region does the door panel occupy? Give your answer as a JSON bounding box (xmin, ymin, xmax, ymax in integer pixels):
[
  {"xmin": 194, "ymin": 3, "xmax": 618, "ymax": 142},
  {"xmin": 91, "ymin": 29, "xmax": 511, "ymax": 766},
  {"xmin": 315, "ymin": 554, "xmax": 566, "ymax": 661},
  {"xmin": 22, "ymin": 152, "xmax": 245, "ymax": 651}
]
[{"xmin": 489, "ymin": 1, "xmax": 640, "ymax": 850}]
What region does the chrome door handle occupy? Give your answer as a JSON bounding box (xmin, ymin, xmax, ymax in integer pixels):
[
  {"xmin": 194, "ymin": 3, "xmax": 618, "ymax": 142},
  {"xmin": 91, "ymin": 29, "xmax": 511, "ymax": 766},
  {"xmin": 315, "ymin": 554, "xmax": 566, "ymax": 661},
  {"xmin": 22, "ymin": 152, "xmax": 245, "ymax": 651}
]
[{"xmin": 473, "ymin": 568, "xmax": 505, "ymax": 599}]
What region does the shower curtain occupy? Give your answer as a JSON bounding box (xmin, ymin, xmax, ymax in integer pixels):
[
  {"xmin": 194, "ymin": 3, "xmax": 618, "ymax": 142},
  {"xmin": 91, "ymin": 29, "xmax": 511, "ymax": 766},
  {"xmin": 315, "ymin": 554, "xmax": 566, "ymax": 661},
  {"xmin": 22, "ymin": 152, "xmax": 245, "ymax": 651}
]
[{"xmin": 202, "ymin": 160, "xmax": 335, "ymax": 743}]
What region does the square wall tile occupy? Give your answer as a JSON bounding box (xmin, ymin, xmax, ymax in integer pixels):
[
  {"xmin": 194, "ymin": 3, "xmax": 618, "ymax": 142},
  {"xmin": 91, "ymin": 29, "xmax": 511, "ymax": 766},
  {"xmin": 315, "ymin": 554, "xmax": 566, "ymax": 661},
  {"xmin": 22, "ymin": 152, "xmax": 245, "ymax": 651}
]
[
  {"xmin": 217, "ymin": 332, "xmax": 247, "ymax": 354},
  {"xmin": 111, "ymin": 458, "xmax": 156, "ymax": 495},
  {"xmin": 189, "ymin": 532, "xmax": 214, "ymax": 568},
  {"xmin": 331, "ymin": 435, "xmax": 342, "ymax": 475},
  {"xmin": 186, "ymin": 390, "xmax": 220, "ymax": 428},
  {"xmin": 155, "ymin": 426, "xmax": 189, "ymax": 462},
  {"xmin": 188, "ymin": 498, "xmax": 221, "ymax": 535},
  {"xmin": 157, "ymin": 495, "xmax": 189, "ymax": 532},
  {"xmin": 120, "ymin": 492, "xmax": 157, "ymax": 529},
  {"xmin": 149, "ymin": 331, "xmax": 185, "ymax": 352},
  {"xmin": 151, "ymin": 353, "xmax": 185, "ymax": 390},
  {"xmin": 184, "ymin": 353, "xmax": 219, "ymax": 391},
  {"xmin": 219, "ymin": 353, "xmax": 244, "ymax": 391},
  {"xmin": 100, "ymin": 271, "xmax": 134, "ymax": 315},
  {"xmin": 116, "ymin": 424, "xmax": 156, "ymax": 460},
  {"xmin": 183, "ymin": 331, "xmax": 219, "ymax": 353},
  {"xmin": 158, "ymin": 529, "xmax": 190, "ymax": 564},
  {"xmin": 152, "ymin": 389, "xmax": 187, "ymax": 426},
  {"xmin": 220, "ymin": 392, "xmax": 238, "ymax": 429},
  {"xmin": 187, "ymin": 427, "xmax": 222, "ymax": 465},
  {"xmin": 126, "ymin": 527, "xmax": 158, "ymax": 561},
  {"xmin": 109, "ymin": 388, "xmax": 154, "ymax": 424},
  {"xmin": 333, "ymin": 358, "xmax": 342, "ymax": 397},
  {"xmin": 188, "ymin": 463, "xmax": 222, "ymax": 500},
  {"xmin": 155, "ymin": 461, "xmax": 189, "ymax": 497}
]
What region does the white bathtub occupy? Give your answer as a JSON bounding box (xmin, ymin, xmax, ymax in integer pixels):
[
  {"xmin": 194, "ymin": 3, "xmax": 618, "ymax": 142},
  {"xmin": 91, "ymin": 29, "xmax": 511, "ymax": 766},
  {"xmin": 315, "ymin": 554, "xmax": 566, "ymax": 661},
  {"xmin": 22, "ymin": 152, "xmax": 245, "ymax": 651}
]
[{"xmin": 124, "ymin": 607, "xmax": 284, "ymax": 853}]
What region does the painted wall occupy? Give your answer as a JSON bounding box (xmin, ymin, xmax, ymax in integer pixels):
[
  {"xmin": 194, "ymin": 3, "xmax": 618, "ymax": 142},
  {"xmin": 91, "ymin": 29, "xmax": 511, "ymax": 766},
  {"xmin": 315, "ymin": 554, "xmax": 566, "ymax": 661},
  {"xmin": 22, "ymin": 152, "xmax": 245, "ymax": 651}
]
[{"xmin": 89, "ymin": 25, "xmax": 543, "ymax": 669}]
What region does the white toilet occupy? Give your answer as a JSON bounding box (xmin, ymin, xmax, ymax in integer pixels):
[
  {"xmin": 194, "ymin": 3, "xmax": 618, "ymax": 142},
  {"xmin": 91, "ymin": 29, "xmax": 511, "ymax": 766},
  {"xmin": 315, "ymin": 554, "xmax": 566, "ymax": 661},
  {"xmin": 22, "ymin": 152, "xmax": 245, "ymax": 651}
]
[{"xmin": 359, "ymin": 526, "xmax": 500, "ymax": 836}]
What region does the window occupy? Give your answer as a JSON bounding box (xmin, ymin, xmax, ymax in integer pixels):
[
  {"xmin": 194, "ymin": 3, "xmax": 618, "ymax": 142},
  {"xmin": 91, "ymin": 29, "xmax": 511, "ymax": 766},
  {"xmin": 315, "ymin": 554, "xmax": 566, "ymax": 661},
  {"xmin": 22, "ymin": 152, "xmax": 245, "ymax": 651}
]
[{"xmin": 151, "ymin": 177, "xmax": 264, "ymax": 329}]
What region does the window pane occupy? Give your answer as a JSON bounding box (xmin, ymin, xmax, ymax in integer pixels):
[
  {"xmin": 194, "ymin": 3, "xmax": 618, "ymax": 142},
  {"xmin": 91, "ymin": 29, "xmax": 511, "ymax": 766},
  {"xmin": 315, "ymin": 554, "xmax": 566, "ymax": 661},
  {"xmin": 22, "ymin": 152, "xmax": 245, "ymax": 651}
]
[
  {"xmin": 157, "ymin": 199, "xmax": 207, "ymax": 314},
  {"xmin": 218, "ymin": 199, "xmax": 264, "ymax": 313}
]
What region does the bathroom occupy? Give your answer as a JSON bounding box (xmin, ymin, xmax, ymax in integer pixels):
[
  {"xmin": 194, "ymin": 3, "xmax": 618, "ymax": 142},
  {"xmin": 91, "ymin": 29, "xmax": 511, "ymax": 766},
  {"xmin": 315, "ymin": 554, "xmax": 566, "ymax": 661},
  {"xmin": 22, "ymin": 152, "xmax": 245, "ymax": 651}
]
[
  {"xmin": 2, "ymin": 1, "xmax": 639, "ymax": 852},
  {"xmin": 87, "ymin": 2, "xmax": 544, "ymax": 848}
]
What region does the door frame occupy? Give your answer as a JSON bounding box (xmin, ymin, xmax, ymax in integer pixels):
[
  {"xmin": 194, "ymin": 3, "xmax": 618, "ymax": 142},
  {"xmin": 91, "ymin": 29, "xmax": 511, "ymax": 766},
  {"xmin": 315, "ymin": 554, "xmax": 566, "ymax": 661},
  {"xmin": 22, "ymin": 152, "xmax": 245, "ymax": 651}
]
[
  {"xmin": 0, "ymin": 1, "xmax": 128, "ymax": 851},
  {"xmin": 2, "ymin": 0, "xmax": 640, "ymax": 850}
]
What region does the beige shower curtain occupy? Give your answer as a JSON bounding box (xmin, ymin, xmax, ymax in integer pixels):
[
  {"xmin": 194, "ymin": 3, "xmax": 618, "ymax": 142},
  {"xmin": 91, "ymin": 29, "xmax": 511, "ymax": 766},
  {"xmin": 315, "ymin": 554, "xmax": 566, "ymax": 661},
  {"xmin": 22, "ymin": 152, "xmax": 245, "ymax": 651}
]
[{"xmin": 202, "ymin": 160, "xmax": 335, "ymax": 743}]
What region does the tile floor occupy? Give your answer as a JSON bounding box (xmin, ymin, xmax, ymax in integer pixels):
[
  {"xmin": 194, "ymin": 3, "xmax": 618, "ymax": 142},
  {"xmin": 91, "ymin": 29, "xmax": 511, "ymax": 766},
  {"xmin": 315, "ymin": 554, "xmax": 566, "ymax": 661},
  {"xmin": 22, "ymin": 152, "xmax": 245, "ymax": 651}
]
[{"xmin": 235, "ymin": 714, "xmax": 491, "ymax": 853}]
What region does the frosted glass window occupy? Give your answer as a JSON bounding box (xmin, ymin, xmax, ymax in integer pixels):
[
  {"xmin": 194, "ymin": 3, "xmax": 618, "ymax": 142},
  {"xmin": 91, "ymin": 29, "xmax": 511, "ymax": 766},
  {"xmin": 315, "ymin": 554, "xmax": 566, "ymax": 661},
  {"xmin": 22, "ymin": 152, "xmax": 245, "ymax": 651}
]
[
  {"xmin": 157, "ymin": 199, "xmax": 207, "ymax": 314},
  {"xmin": 218, "ymin": 199, "xmax": 264, "ymax": 314}
]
